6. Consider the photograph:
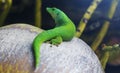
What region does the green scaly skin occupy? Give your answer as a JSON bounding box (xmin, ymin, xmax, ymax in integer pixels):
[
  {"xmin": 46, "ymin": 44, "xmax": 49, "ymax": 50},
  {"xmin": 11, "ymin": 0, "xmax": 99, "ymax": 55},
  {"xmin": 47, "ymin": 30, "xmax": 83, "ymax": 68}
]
[{"xmin": 33, "ymin": 7, "xmax": 76, "ymax": 68}]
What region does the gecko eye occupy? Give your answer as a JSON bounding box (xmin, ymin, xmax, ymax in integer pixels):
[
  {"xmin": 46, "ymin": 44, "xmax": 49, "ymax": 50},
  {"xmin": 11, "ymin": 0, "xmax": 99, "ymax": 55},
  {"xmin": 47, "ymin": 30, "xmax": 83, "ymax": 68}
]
[
  {"xmin": 57, "ymin": 13, "xmax": 59, "ymax": 16},
  {"xmin": 52, "ymin": 8, "xmax": 55, "ymax": 11}
]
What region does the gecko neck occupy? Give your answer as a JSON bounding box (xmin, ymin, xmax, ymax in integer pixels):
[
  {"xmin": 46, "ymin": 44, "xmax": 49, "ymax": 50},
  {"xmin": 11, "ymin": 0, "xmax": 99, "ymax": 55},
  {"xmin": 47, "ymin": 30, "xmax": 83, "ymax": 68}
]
[{"xmin": 55, "ymin": 17, "xmax": 72, "ymax": 26}]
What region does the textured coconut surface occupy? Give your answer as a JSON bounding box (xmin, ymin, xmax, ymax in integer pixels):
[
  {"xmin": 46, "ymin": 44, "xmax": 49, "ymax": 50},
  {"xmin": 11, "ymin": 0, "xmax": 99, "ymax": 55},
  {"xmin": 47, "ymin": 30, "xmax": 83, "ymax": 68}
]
[{"xmin": 0, "ymin": 23, "xmax": 104, "ymax": 73}]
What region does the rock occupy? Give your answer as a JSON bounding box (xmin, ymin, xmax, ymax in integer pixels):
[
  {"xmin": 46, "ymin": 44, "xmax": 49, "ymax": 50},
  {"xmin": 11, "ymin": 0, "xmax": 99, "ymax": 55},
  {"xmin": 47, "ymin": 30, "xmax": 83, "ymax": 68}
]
[{"xmin": 0, "ymin": 23, "xmax": 104, "ymax": 73}]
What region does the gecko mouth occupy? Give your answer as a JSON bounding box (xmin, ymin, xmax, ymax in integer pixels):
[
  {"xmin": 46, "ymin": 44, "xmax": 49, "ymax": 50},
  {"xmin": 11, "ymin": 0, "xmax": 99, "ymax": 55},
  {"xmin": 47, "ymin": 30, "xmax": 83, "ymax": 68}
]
[
  {"xmin": 46, "ymin": 7, "xmax": 52, "ymax": 14},
  {"xmin": 46, "ymin": 7, "xmax": 56, "ymax": 19},
  {"xmin": 46, "ymin": 7, "xmax": 50, "ymax": 11}
]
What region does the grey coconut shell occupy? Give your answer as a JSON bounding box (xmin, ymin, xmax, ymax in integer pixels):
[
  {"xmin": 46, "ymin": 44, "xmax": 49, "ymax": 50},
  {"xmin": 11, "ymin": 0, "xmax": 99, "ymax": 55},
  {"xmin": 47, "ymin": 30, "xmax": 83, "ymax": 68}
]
[{"xmin": 0, "ymin": 23, "xmax": 104, "ymax": 73}]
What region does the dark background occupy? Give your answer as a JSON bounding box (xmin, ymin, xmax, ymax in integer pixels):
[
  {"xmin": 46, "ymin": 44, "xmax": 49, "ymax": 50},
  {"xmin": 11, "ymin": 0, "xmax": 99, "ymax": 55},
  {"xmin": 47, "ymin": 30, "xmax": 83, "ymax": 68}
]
[{"xmin": 2, "ymin": 0, "xmax": 120, "ymax": 73}]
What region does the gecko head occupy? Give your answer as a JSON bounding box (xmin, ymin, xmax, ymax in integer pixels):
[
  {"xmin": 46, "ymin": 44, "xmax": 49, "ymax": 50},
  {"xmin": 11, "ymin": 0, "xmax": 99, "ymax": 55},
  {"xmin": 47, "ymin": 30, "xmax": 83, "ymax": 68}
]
[{"xmin": 46, "ymin": 7, "xmax": 66, "ymax": 20}]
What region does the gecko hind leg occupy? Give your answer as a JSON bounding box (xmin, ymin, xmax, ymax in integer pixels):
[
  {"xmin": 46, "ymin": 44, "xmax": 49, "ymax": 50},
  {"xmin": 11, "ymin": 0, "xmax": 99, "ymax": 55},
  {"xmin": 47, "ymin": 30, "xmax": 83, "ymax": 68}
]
[{"xmin": 50, "ymin": 36, "xmax": 62, "ymax": 46}]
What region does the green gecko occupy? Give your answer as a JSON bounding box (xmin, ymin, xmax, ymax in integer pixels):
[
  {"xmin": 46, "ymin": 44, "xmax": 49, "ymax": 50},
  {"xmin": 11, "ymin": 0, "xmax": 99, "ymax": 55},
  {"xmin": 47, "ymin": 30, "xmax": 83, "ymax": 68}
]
[{"xmin": 33, "ymin": 7, "xmax": 76, "ymax": 68}]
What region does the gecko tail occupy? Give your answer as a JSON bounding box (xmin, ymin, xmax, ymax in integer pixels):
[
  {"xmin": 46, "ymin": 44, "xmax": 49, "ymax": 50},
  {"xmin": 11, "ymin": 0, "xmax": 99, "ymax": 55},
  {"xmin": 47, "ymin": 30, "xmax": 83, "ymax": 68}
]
[
  {"xmin": 33, "ymin": 41, "xmax": 42, "ymax": 68},
  {"xmin": 34, "ymin": 66, "xmax": 39, "ymax": 72},
  {"xmin": 33, "ymin": 30, "xmax": 58, "ymax": 69}
]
